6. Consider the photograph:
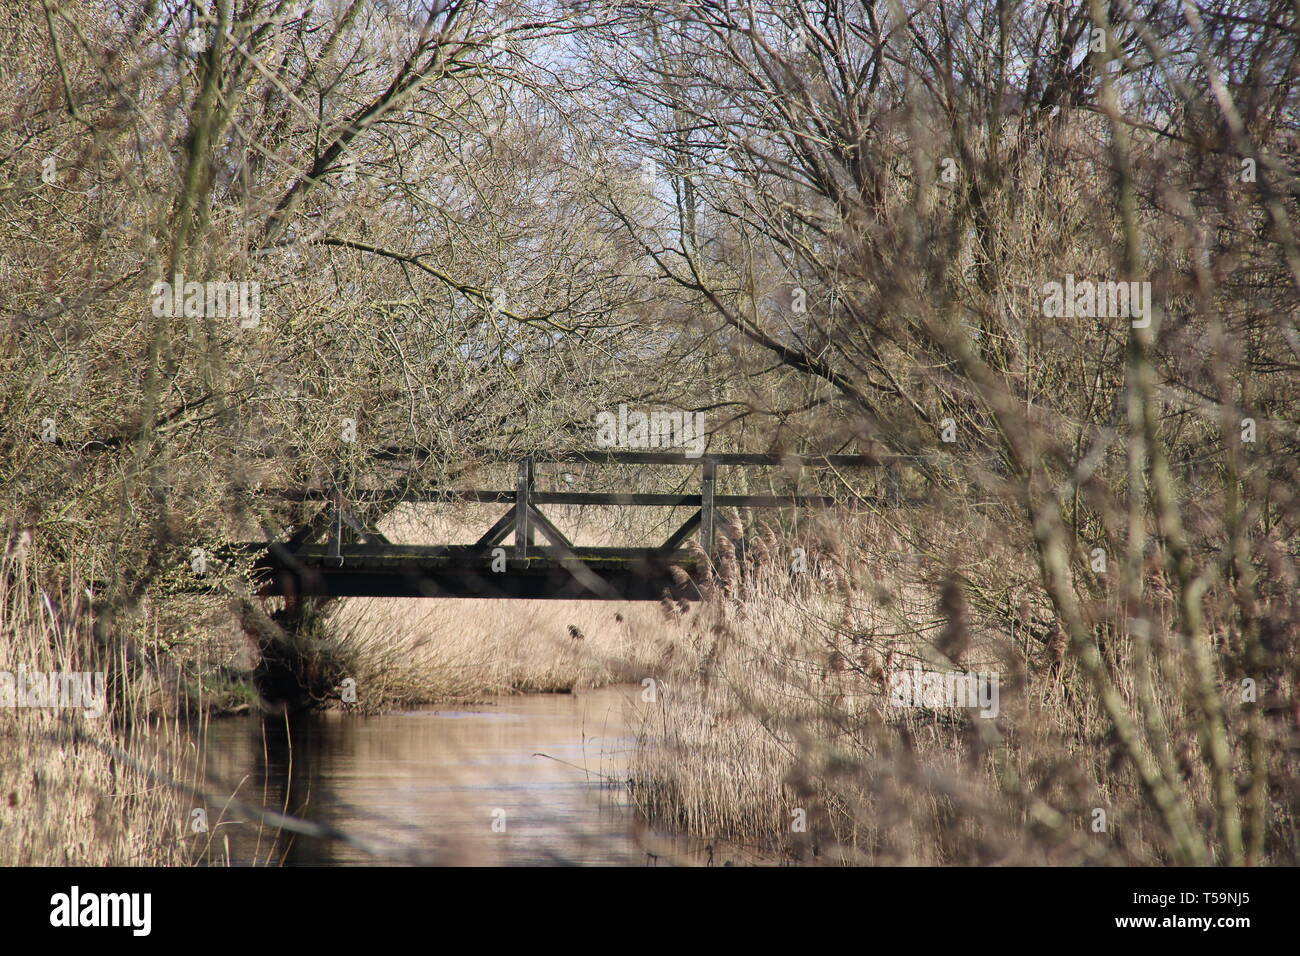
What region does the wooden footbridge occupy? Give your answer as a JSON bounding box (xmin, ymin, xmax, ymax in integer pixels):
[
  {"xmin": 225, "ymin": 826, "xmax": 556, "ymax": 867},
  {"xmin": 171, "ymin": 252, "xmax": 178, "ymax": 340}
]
[{"xmin": 245, "ymin": 451, "xmax": 895, "ymax": 601}]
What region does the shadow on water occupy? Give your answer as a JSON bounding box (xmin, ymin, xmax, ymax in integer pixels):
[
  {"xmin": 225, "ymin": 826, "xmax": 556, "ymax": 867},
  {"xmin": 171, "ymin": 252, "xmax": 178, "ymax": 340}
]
[{"xmin": 191, "ymin": 685, "xmax": 722, "ymax": 866}]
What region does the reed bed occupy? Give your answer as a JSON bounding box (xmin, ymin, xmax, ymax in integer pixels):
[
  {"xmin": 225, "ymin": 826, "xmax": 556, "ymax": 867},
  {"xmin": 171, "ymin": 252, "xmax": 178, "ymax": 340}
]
[
  {"xmin": 324, "ymin": 595, "xmax": 686, "ymax": 710},
  {"xmin": 0, "ymin": 549, "xmax": 194, "ymax": 865},
  {"xmin": 623, "ymin": 510, "xmax": 1300, "ymax": 866}
]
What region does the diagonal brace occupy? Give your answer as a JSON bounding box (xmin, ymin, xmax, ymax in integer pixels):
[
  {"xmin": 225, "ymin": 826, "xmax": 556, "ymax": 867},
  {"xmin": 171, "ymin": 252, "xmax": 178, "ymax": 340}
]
[
  {"xmin": 527, "ymin": 508, "xmax": 620, "ymax": 599},
  {"xmin": 474, "ymin": 508, "xmax": 517, "ymax": 549},
  {"xmin": 658, "ymin": 509, "xmax": 702, "ymax": 554},
  {"xmin": 526, "ymin": 505, "xmax": 573, "ymax": 549}
]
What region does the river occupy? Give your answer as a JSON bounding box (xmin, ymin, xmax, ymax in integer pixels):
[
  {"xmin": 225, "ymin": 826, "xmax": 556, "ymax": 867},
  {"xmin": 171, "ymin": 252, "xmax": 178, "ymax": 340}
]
[{"xmin": 191, "ymin": 684, "xmax": 709, "ymax": 866}]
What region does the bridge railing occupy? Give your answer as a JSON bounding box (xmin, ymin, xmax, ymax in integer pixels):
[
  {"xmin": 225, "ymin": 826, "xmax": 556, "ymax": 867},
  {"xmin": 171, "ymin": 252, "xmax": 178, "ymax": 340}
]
[
  {"xmin": 263, "ymin": 450, "xmax": 909, "ymax": 564},
  {"xmin": 243, "ymin": 450, "xmax": 930, "ymax": 599}
]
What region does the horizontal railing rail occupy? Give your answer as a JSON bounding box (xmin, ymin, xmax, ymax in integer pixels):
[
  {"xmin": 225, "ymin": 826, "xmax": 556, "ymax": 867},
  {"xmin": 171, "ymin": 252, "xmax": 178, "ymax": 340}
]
[
  {"xmin": 250, "ymin": 489, "xmax": 915, "ymax": 508},
  {"xmin": 365, "ymin": 448, "xmax": 912, "ymax": 467}
]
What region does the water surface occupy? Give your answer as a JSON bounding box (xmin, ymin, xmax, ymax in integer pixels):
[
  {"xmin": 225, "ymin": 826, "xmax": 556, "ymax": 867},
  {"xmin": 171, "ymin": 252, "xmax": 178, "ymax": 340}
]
[{"xmin": 193, "ymin": 685, "xmax": 690, "ymax": 865}]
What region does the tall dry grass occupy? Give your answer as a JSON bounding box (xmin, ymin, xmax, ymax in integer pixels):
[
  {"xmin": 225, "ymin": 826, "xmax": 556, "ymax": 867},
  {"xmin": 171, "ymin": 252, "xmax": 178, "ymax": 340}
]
[
  {"xmin": 624, "ymin": 511, "xmax": 1300, "ymax": 865},
  {"xmin": 0, "ymin": 547, "xmax": 196, "ymax": 865},
  {"xmin": 325, "ymin": 594, "xmax": 692, "ymax": 710}
]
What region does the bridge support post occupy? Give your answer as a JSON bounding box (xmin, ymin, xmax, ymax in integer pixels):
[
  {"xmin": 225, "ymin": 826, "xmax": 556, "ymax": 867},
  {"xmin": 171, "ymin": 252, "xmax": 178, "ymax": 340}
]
[
  {"xmin": 515, "ymin": 457, "xmax": 533, "ymax": 564},
  {"xmin": 329, "ymin": 488, "xmax": 343, "ymax": 563},
  {"xmin": 700, "ymin": 459, "xmax": 716, "ymax": 554},
  {"xmin": 524, "ymin": 459, "xmax": 535, "ymax": 548}
]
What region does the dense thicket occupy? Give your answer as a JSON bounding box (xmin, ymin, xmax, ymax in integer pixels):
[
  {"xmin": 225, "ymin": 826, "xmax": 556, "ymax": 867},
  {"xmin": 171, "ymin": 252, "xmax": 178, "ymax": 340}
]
[{"xmin": 3, "ymin": 0, "xmax": 1297, "ymax": 864}]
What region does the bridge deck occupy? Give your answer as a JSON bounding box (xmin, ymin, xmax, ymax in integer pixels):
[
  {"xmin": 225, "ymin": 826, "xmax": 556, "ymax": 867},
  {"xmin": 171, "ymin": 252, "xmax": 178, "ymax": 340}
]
[{"xmin": 251, "ymin": 544, "xmax": 701, "ymax": 601}]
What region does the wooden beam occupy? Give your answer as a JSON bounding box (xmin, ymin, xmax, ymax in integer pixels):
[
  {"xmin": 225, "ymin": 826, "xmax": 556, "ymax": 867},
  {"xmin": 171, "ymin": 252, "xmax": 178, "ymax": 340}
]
[
  {"xmin": 337, "ymin": 502, "xmax": 391, "ymax": 545},
  {"xmin": 524, "ymin": 459, "xmax": 536, "ymax": 548},
  {"xmin": 526, "ymin": 508, "xmax": 620, "ymax": 599},
  {"xmin": 258, "ymin": 489, "xmax": 876, "ymax": 508},
  {"xmin": 658, "ymin": 509, "xmax": 701, "ymax": 553},
  {"xmin": 700, "ymin": 459, "xmax": 716, "ymax": 553},
  {"xmin": 473, "ymin": 508, "xmax": 516, "ymax": 549},
  {"xmin": 526, "ymin": 505, "xmax": 572, "ymax": 549},
  {"xmin": 369, "ymin": 448, "xmax": 901, "ymax": 467},
  {"xmin": 514, "ymin": 458, "xmax": 532, "ymax": 563},
  {"xmin": 328, "ymin": 489, "xmax": 343, "ymax": 563}
]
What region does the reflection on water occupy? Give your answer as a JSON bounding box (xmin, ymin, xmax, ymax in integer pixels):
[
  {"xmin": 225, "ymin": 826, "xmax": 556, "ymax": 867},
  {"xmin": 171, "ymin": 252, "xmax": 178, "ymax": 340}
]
[{"xmin": 193, "ymin": 685, "xmax": 669, "ymax": 866}]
